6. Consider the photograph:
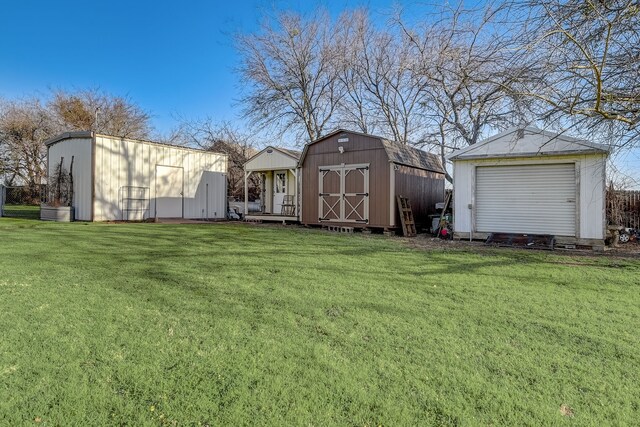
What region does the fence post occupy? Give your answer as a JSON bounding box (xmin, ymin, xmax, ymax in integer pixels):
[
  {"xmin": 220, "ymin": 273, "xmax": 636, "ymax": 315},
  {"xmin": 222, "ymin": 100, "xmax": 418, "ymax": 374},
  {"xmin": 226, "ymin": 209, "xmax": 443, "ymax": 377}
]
[{"xmin": 0, "ymin": 185, "xmax": 4, "ymax": 217}]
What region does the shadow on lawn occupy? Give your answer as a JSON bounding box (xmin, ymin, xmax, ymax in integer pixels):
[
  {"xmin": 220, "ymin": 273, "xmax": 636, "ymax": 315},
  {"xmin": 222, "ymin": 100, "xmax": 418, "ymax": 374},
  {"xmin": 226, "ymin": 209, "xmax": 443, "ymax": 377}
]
[
  {"xmin": 17, "ymin": 222, "xmax": 572, "ymax": 314},
  {"xmin": 104, "ymin": 256, "xmax": 547, "ymax": 325}
]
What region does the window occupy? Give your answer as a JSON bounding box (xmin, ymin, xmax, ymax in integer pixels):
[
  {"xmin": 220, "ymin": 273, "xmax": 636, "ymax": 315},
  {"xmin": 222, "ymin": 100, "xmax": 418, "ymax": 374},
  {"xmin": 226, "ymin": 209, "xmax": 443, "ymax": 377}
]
[{"xmin": 275, "ymin": 173, "xmax": 286, "ymax": 193}]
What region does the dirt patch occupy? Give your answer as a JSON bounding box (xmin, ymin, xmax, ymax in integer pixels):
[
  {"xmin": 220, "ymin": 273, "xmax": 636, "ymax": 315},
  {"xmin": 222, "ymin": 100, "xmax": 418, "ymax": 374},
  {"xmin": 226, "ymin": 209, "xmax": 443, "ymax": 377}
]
[
  {"xmin": 105, "ymin": 220, "xmax": 640, "ymax": 258},
  {"xmin": 398, "ymin": 234, "xmax": 640, "ymax": 259},
  {"xmin": 560, "ymin": 404, "xmax": 575, "ymax": 417}
]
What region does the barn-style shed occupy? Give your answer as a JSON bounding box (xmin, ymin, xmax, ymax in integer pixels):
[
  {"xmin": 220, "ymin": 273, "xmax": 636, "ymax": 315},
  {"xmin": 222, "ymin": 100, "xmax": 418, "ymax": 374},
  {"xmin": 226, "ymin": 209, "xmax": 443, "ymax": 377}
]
[
  {"xmin": 243, "ymin": 146, "xmax": 301, "ymax": 222},
  {"xmin": 45, "ymin": 131, "xmax": 227, "ymax": 221},
  {"xmin": 299, "ymin": 130, "xmax": 445, "ymax": 229},
  {"xmin": 448, "ymin": 127, "xmax": 609, "ymax": 246}
]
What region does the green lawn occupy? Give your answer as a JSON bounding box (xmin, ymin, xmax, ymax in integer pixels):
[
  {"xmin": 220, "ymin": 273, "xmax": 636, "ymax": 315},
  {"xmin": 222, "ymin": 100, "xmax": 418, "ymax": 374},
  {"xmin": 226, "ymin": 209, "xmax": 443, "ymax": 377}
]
[{"xmin": 0, "ymin": 219, "xmax": 638, "ymax": 426}]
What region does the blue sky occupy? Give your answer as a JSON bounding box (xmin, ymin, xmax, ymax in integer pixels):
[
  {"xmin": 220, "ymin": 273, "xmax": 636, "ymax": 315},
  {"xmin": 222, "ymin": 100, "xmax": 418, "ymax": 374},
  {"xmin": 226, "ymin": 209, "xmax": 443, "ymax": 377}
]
[
  {"xmin": 1, "ymin": 0, "xmax": 638, "ymax": 186},
  {"xmin": 0, "ymin": 0, "xmax": 401, "ymax": 134}
]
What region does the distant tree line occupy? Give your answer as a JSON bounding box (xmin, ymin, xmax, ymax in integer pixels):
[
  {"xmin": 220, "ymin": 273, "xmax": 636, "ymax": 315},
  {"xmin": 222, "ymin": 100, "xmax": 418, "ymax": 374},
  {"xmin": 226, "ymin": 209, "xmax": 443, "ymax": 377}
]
[
  {"xmin": 2, "ymin": 1, "xmax": 637, "ymax": 192},
  {"xmin": 0, "ymin": 89, "xmax": 261, "ymax": 200},
  {"xmin": 167, "ymin": 118, "xmax": 262, "ymax": 201},
  {"xmin": 0, "ymin": 89, "xmax": 151, "ymax": 191},
  {"xmin": 236, "ymin": 0, "xmax": 640, "ymax": 182}
]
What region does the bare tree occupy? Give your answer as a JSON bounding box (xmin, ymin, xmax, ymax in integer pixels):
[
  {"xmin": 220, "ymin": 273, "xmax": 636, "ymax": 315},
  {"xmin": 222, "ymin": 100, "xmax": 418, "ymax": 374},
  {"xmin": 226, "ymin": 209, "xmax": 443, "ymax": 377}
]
[
  {"xmin": 336, "ymin": 9, "xmax": 430, "ymax": 143},
  {"xmin": 333, "ymin": 10, "xmax": 378, "ymax": 135},
  {"xmin": 509, "ymin": 0, "xmax": 640, "ymax": 146},
  {"xmin": 50, "ymin": 88, "xmax": 151, "ymax": 139},
  {"xmin": 171, "ymin": 117, "xmax": 260, "ymax": 200},
  {"xmin": 236, "ymin": 10, "xmax": 343, "ymax": 143},
  {"xmin": 237, "ymin": 6, "xmax": 526, "ymax": 153},
  {"xmin": 0, "ymin": 89, "xmax": 152, "ymax": 190},
  {"xmin": 0, "ymin": 98, "xmax": 53, "ymax": 189},
  {"xmin": 397, "ymin": 3, "xmax": 534, "ymax": 181}
]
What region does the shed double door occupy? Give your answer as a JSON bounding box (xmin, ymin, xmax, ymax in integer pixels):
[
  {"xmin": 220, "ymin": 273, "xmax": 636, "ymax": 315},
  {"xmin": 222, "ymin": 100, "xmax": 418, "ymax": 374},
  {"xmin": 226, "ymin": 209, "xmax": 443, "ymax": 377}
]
[{"xmin": 319, "ymin": 163, "xmax": 369, "ymax": 223}]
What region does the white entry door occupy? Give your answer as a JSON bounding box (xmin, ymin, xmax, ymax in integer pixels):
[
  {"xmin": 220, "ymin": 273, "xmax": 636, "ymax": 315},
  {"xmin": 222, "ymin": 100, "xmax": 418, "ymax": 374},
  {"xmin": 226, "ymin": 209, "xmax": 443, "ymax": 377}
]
[
  {"xmin": 155, "ymin": 165, "xmax": 184, "ymax": 218},
  {"xmin": 273, "ymin": 170, "xmax": 287, "ymax": 214}
]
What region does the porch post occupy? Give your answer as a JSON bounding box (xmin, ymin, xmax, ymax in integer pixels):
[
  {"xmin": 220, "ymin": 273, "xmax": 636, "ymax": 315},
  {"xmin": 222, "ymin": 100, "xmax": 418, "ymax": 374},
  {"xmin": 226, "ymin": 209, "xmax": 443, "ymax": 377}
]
[
  {"xmin": 244, "ymin": 170, "xmax": 250, "ymax": 217},
  {"xmin": 289, "ymin": 168, "xmax": 297, "ymax": 216},
  {"xmin": 0, "ymin": 185, "xmax": 4, "ymax": 217}
]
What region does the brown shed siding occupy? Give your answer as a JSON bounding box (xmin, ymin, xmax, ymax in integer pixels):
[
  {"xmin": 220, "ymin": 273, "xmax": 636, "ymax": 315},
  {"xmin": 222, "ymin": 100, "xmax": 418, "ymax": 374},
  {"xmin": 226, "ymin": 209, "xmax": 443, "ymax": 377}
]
[
  {"xmin": 301, "ymin": 133, "xmax": 391, "ymax": 227},
  {"xmin": 394, "ymin": 165, "xmax": 445, "ymax": 226}
]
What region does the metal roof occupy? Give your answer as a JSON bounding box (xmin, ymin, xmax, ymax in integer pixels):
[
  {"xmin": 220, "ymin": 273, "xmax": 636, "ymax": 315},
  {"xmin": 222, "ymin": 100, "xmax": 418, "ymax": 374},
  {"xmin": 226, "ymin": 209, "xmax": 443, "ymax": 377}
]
[
  {"xmin": 299, "ymin": 129, "xmax": 445, "ymax": 173},
  {"xmin": 447, "ymin": 126, "xmax": 610, "ymax": 161},
  {"xmin": 379, "ymin": 138, "xmax": 444, "ymax": 173},
  {"xmin": 44, "ymin": 131, "xmax": 93, "ymax": 146},
  {"xmin": 43, "ymin": 131, "xmax": 225, "ymax": 156}
]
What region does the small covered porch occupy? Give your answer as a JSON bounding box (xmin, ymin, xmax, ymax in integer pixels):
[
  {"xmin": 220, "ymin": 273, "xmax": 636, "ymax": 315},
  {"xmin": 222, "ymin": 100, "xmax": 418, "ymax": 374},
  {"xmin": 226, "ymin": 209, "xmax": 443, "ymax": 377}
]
[{"xmin": 244, "ymin": 146, "xmax": 300, "ymax": 222}]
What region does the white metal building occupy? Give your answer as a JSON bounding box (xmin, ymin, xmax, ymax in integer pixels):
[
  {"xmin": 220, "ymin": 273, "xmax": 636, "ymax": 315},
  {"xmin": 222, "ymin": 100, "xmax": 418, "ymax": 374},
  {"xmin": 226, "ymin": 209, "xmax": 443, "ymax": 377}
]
[
  {"xmin": 448, "ymin": 127, "xmax": 609, "ymax": 246},
  {"xmin": 45, "ymin": 131, "xmax": 227, "ymax": 221}
]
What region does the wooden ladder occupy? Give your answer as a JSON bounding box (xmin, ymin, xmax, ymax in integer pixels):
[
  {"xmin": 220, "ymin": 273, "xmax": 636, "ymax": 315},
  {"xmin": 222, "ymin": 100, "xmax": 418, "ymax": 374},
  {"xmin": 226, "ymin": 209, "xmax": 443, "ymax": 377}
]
[{"xmin": 396, "ymin": 195, "xmax": 417, "ymax": 237}]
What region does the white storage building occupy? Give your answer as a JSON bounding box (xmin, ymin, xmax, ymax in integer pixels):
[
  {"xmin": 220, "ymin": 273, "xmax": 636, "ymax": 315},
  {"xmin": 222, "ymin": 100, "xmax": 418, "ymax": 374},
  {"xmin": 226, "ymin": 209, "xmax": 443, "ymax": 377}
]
[
  {"xmin": 448, "ymin": 127, "xmax": 609, "ymax": 246},
  {"xmin": 45, "ymin": 131, "xmax": 227, "ymax": 221}
]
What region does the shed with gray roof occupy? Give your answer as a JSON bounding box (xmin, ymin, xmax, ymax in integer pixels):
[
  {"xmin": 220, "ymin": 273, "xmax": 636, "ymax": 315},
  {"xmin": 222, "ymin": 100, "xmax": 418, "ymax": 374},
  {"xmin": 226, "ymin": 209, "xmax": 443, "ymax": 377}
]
[{"xmin": 298, "ymin": 129, "xmax": 445, "ymax": 229}]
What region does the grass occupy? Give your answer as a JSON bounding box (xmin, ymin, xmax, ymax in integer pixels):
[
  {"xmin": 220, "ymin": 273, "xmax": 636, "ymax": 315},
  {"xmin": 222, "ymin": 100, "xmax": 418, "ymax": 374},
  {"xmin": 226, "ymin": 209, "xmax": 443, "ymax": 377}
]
[
  {"xmin": 0, "ymin": 218, "xmax": 638, "ymax": 426},
  {"xmin": 1, "ymin": 204, "xmax": 40, "ymax": 219}
]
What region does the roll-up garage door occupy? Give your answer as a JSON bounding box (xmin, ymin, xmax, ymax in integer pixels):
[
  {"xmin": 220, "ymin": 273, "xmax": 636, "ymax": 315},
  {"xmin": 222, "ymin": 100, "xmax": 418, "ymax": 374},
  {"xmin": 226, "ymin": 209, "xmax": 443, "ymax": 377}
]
[{"xmin": 475, "ymin": 164, "xmax": 576, "ymax": 236}]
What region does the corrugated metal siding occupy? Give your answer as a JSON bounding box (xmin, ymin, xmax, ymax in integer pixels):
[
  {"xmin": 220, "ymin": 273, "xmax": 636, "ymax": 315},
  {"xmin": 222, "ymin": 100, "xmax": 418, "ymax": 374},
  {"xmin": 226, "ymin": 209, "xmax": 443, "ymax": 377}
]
[
  {"xmin": 452, "ymin": 161, "xmax": 472, "ymax": 233},
  {"xmin": 47, "ymin": 137, "xmax": 93, "ymax": 220},
  {"xmin": 94, "ymin": 136, "xmax": 226, "ymax": 221},
  {"xmin": 579, "ymin": 156, "xmax": 606, "ymax": 239},
  {"xmin": 476, "ymin": 164, "xmax": 576, "ymax": 236},
  {"xmin": 300, "ymin": 132, "xmax": 390, "ymax": 227},
  {"xmin": 155, "ymin": 165, "xmax": 184, "ymax": 218},
  {"xmin": 394, "ymin": 166, "xmax": 445, "ymax": 227}
]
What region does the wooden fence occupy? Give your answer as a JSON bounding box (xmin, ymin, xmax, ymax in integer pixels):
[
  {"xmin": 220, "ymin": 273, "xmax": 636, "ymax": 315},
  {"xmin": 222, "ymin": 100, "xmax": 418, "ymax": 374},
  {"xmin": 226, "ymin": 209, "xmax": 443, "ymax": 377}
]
[{"xmin": 607, "ymin": 189, "xmax": 640, "ymax": 229}]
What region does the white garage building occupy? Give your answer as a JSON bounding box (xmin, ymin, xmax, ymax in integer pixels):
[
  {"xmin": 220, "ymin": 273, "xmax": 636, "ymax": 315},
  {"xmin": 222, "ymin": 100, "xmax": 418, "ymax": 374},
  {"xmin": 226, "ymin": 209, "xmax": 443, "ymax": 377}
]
[
  {"xmin": 448, "ymin": 127, "xmax": 609, "ymax": 246},
  {"xmin": 45, "ymin": 131, "xmax": 227, "ymax": 221}
]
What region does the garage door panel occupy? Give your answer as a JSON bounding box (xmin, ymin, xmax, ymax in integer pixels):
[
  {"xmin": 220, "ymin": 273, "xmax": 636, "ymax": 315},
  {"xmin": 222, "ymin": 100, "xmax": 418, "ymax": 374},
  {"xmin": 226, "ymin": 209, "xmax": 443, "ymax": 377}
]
[
  {"xmin": 476, "ymin": 164, "xmax": 576, "ymax": 236},
  {"xmin": 476, "ymin": 201, "xmax": 575, "ymax": 208}
]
